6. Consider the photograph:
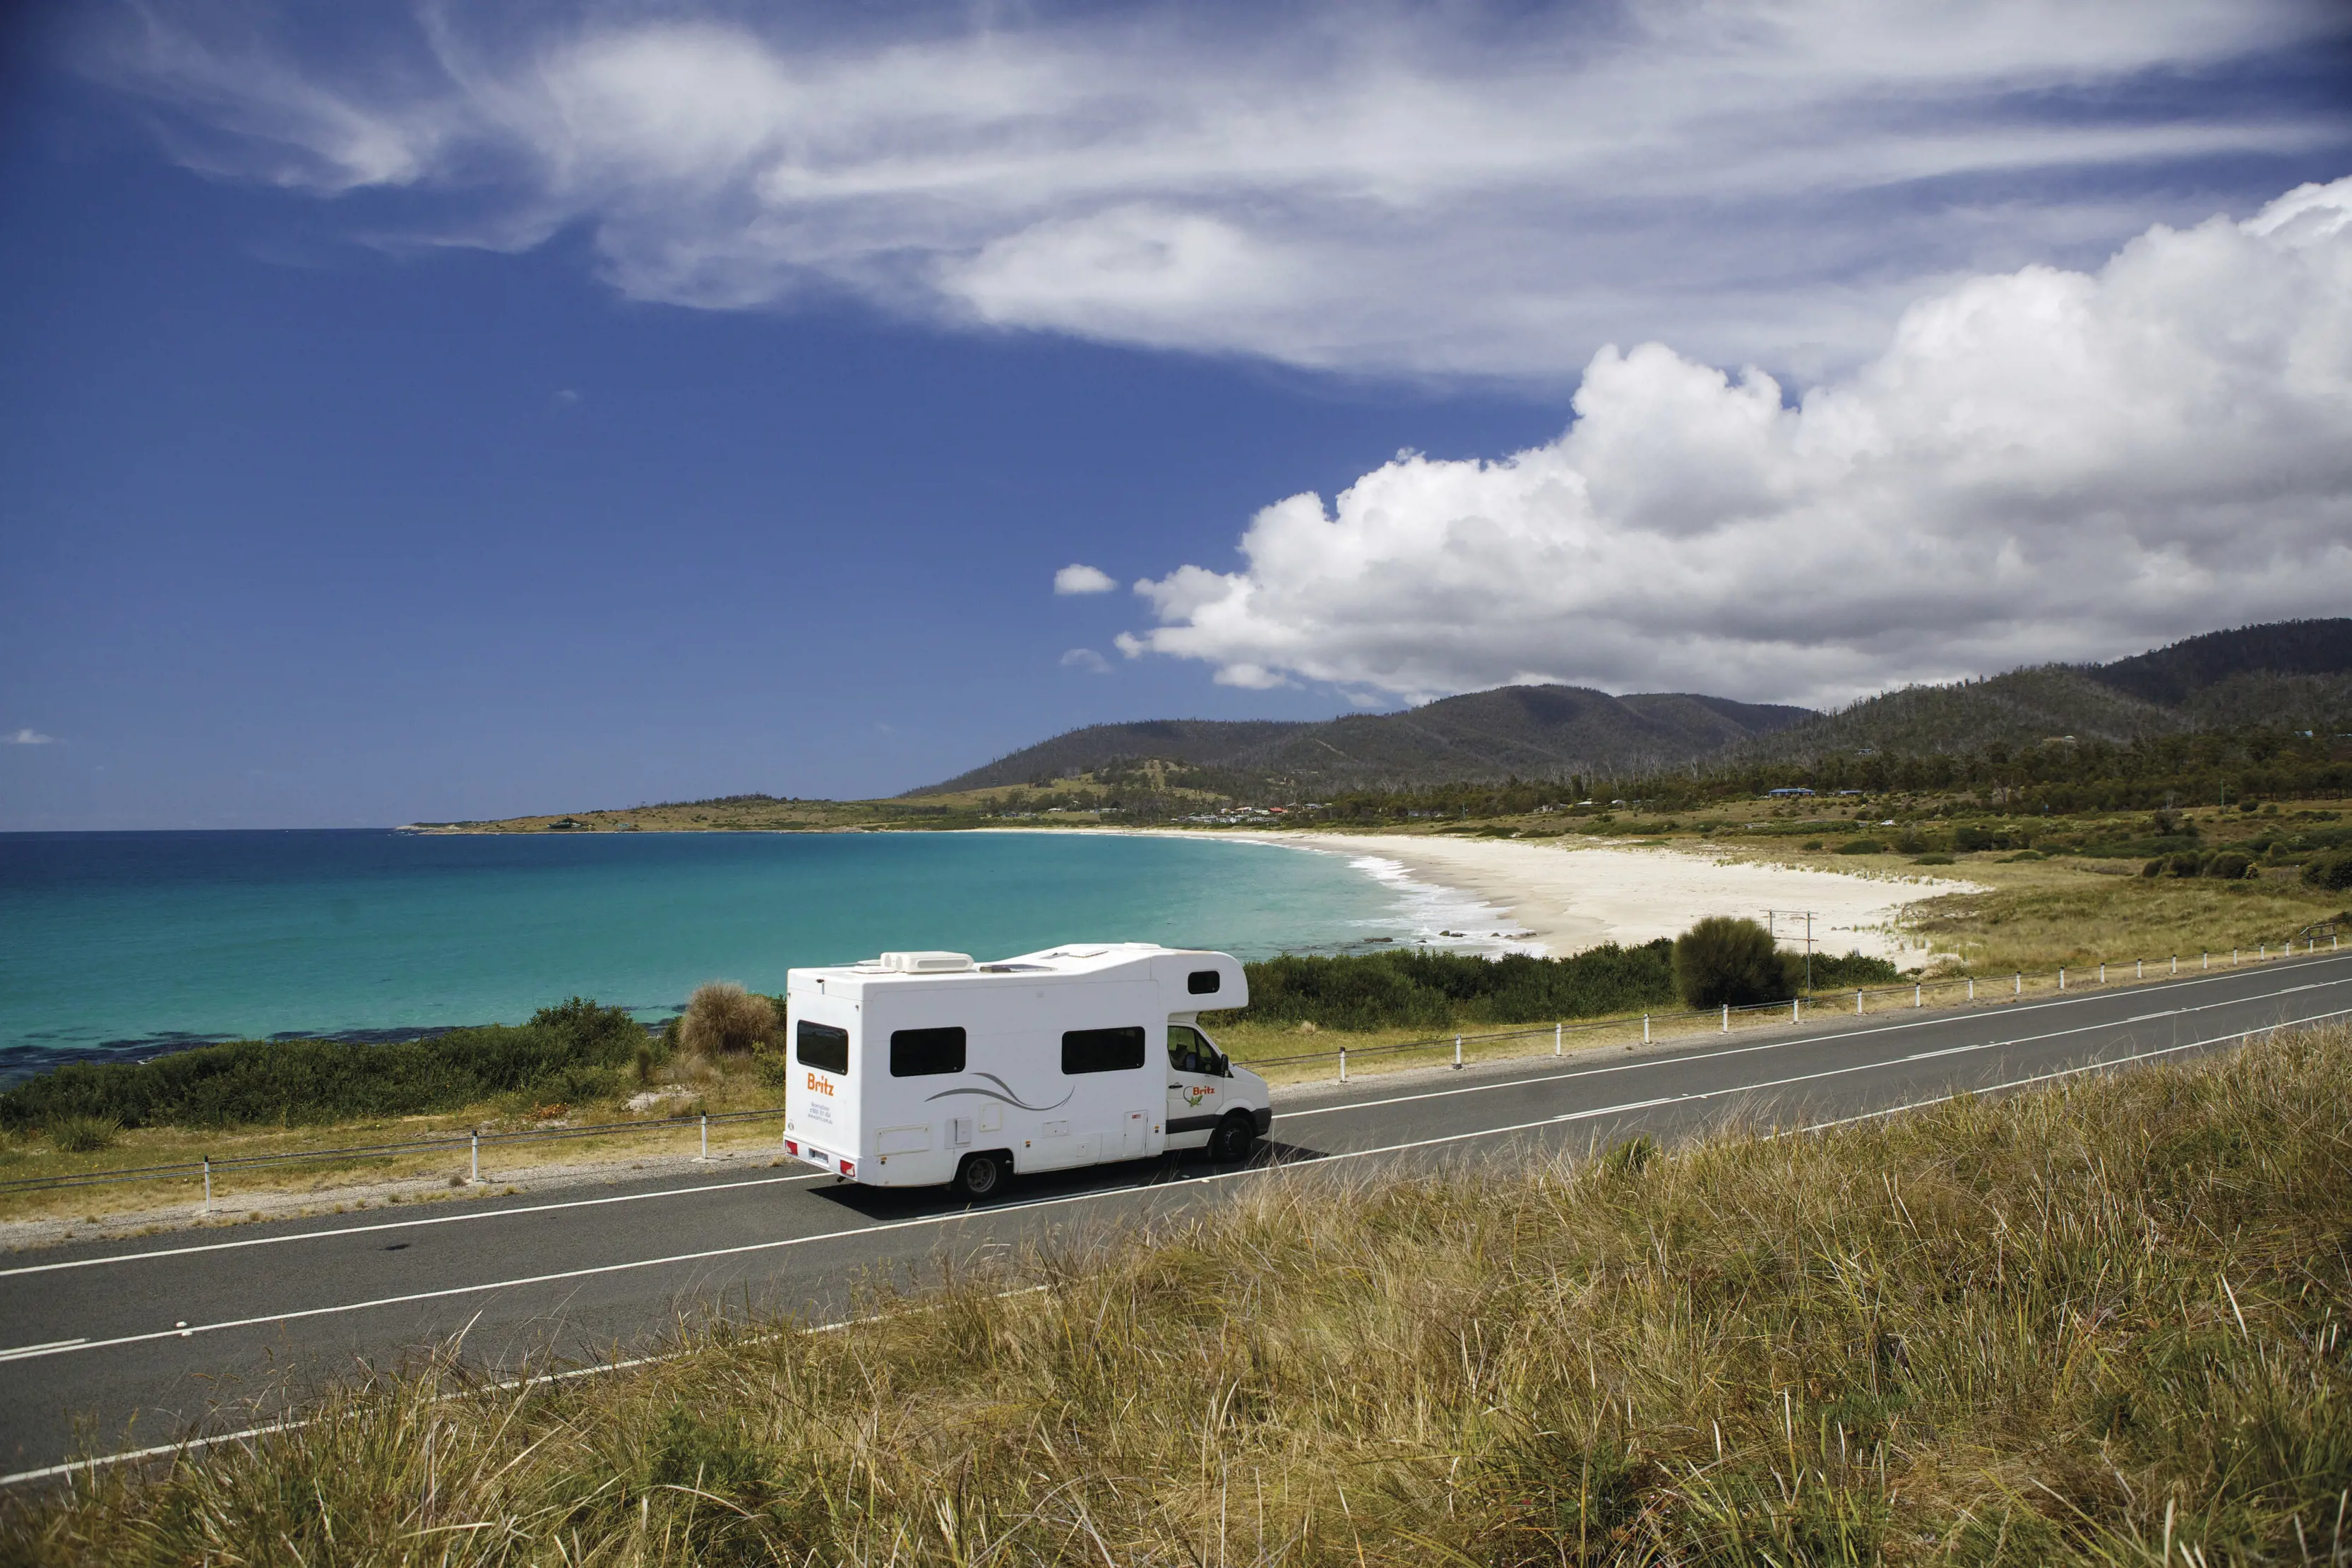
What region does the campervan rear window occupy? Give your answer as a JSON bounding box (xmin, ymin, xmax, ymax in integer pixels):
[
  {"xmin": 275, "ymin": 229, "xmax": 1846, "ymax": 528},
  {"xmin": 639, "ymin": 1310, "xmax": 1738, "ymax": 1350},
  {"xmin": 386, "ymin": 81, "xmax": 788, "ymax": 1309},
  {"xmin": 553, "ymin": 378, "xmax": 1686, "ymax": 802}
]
[
  {"xmin": 1061, "ymin": 1026, "xmax": 1146, "ymax": 1075},
  {"xmin": 796, "ymin": 1020, "xmax": 849, "ymax": 1075},
  {"xmin": 1187, "ymin": 969, "xmax": 1222, "ymax": 995},
  {"xmin": 890, "ymin": 1027, "xmax": 966, "ymax": 1077}
]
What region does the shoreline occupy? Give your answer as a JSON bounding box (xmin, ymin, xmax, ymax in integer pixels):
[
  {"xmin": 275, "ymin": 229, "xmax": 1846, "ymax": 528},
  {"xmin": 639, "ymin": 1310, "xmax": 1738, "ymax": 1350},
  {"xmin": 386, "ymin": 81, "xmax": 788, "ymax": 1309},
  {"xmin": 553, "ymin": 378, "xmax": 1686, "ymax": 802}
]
[{"xmin": 991, "ymin": 826, "xmax": 1977, "ymax": 964}]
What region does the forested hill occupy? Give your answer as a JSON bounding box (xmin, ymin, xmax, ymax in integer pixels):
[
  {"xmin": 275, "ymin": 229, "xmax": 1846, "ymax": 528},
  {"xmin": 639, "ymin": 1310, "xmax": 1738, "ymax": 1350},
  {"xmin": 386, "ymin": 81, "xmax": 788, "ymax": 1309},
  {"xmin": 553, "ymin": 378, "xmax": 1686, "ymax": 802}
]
[
  {"xmin": 907, "ymin": 619, "xmax": 2352, "ymax": 796},
  {"xmin": 905, "ymin": 685, "xmax": 1812, "ymax": 794},
  {"xmin": 907, "ymin": 719, "xmax": 1314, "ymax": 794},
  {"xmin": 1736, "ymin": 618, "xmax": 2352, "ymax": 765}
]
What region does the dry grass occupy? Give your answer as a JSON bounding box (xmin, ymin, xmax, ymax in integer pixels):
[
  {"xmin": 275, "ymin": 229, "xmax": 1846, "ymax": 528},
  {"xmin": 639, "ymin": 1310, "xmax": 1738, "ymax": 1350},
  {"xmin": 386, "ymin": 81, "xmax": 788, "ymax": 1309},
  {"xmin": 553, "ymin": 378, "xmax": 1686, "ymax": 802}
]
[
  {"xmin": 1904, "ymin": 866, "xmax": 2344, "ymax": 972},
  {"xmin": 676, "ymin": 983, "xmax": 778, "ymax": 1059},
  {"xmin": 13, "ymin": 1025, "xmax": 2352, "ymax": 1565}
]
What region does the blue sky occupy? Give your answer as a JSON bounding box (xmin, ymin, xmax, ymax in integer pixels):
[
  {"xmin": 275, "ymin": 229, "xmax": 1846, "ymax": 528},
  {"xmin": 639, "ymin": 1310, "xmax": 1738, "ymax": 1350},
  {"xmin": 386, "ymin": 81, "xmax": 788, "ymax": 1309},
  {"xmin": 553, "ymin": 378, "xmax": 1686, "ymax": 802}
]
[{"xmin": 4, "ymin": 2, "xmax": 2350, "ymax": 828}]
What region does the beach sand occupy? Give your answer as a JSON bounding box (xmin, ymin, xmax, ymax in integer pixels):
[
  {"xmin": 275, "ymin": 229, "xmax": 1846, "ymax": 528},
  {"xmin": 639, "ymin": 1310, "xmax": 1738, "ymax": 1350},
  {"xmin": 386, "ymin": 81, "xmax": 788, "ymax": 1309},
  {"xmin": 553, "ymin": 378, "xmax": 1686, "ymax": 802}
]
[{"xmin": 1212, "ymin": 832, "xmax": 1976, "ymax": 965}]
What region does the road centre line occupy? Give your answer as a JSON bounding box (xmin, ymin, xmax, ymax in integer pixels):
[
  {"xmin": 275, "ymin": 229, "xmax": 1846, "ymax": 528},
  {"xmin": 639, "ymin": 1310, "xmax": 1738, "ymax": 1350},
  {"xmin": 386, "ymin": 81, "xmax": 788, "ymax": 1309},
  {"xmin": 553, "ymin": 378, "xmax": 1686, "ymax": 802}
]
[
  {"xmin": 10, "ymin": 962, "xmax": 2345, "ymax": 1281},
  {"xmin": 0, "ymin": 1171, "xmax": 830, "ymax": 1280},
  {"xmin": 8, "ymin": 999, "xmax": 2344, "ymax": 1371},
  {"xmin": 1280, "ymin": 970, "xmax": 2347, "ymax": 1120}
]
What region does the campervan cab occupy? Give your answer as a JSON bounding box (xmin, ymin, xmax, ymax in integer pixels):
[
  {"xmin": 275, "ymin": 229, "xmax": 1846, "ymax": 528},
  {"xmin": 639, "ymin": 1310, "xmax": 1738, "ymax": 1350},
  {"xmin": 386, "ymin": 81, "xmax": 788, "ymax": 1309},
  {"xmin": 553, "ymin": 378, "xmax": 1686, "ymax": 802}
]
[{"xmin": 782, "ymin": 943, "xmax": 1272, "ymax": 1197}]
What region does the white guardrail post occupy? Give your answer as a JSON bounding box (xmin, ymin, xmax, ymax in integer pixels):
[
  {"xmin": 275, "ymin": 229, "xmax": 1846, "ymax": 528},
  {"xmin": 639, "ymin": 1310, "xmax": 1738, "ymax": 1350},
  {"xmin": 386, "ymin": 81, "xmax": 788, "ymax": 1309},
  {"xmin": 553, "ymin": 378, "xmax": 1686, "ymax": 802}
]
[
  {"xmin": 1556, "ymin": 1022, "xmax": 1563, "ymax": 1055},
  {"xmin": 1967, "ymin": 976, "xmax": 1975, "ymax": 1000},
  {"xmin": 699, "ymin": 1113, "xmax": 710, "ymax": 1160},
  {"xmin": 1338, "ymin": 1047, "xmax": 1347, "ymax": 1083},
  {"xmin": 201, "ymin": 1156, "xmax": 210, "ymax": 1213},
  {"xmin": 470, "ymin": 1130, "xmax": 479, "ymax": 1185},
  {"xmin": 1721, "ymin": 1003, "xmax": 1729, "ymax": 1033},
  {"xmin": 1453, "ymin": 1035, "xmax": 1462, "ymax": 1070},
  {"xmin": 1914, "ymin": 983, "xmax": 1922, "ymax": 1009},
  {"xmin": 2059, "ymin": 968, "xmax": 2066, "ymax": 991},
  {"xmin": 1642, "ymin": 1015, "xmax": 1650, "ymax": 1044}
]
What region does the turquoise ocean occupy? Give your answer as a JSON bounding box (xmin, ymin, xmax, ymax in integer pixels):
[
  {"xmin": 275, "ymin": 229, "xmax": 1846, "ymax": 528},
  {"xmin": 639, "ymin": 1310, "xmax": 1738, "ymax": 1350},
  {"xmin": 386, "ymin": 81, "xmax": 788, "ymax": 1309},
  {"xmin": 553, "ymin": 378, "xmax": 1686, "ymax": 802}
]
[{"xmin": 0, "ymin": 829, "xmax": 1503, "ymax": 1082}]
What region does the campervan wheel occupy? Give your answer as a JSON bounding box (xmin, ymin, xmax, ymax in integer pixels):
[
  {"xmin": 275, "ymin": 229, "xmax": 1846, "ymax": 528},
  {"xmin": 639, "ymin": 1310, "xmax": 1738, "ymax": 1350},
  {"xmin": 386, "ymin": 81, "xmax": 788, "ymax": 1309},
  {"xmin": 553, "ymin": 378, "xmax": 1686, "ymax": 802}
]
[
  {"xmin": 954, "ymin": 1151, "xmax": 1010, "ymax": 1199},
  {"xmin": 1208, "ymin": 1113, "xmax": 1258, "ymax": 1163}
]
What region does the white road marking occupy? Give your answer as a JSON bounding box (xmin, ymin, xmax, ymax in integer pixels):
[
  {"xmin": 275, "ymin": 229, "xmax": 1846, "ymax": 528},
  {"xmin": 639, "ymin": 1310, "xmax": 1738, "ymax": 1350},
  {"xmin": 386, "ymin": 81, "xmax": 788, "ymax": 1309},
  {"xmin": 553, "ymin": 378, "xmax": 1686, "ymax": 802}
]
[
  {"xmin": 9, "ymin": 957, "xmax": 2342, "ymax": 1281},
  {"xmin": 0, "ymin": 1339, "xmax": 87, "ymax": 1363},
  {"xmin": 0, "ymin": 1171, "xmax": 831, "ymax": 1280},
  {"xmin": 6, "ymin": 1000, "xmax": 2344, "ymax": 1372},
  {"xmin": 1279, "ymin": 971, "xmax": 2341, "ymax": 1120}
]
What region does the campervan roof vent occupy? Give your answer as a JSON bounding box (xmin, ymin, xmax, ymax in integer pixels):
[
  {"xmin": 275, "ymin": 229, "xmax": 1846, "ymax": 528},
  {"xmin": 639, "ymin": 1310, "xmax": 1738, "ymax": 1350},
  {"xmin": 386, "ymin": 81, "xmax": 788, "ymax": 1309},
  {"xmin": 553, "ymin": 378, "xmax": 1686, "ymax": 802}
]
[{"xmin": 878, "ymin": 950, "xmax": 975, "ymax": 974}]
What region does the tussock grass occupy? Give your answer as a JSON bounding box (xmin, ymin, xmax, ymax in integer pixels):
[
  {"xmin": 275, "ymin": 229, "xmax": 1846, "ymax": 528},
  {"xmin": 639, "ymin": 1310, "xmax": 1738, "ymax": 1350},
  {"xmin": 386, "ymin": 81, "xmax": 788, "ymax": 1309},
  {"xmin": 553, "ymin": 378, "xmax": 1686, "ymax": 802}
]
[
  {"xmin": 13, "ymin": 1030, "xmax": 2352, "ymax": 1564},
  {"xmin": 1908, "ymin": 866, "xmax": 2345, "ymax": 971},
  {"xmin": 676, "ymin": 983, "xmax": 778, "ymax": 1059}
]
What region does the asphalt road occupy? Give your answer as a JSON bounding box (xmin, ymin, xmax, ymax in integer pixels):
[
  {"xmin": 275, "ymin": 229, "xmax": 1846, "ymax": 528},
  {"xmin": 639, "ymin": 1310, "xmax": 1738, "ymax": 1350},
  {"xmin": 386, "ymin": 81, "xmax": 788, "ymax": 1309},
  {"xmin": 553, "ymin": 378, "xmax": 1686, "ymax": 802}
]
[{"xmin": 5, "ymin": 947, "xmax": 2349, "ymax": 1483}]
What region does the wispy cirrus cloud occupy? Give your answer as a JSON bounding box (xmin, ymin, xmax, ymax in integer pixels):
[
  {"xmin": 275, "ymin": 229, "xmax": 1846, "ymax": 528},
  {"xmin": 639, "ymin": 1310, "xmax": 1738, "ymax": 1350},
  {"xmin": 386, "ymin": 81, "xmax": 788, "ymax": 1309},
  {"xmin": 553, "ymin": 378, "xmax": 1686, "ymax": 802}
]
[{"xmin": 78, "ymin": 0, "xmax": 2352, "ymax": 380}]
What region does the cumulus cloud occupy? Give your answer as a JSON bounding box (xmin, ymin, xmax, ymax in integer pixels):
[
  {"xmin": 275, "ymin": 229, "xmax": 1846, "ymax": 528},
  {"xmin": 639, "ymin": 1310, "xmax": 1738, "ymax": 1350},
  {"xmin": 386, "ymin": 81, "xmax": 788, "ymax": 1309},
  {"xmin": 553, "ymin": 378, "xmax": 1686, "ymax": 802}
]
[
  {"xmin": 78, "ymin": 1, "xmax": 2352, "ymax": 378},
  {"xmin": 4, "ymin": 729, "xmax": 57, "ymax": 746},
  {"xmin": 1122, "ymin": 179, "xmax": 2352, "ymax": 708},
  {"xmin": 1059, "ymin": 647, "xmax": 1112, "ymax": 675},
  {"xmin": 1053, "ymin": 563, "xmax": 1117, "ymax": 596}
]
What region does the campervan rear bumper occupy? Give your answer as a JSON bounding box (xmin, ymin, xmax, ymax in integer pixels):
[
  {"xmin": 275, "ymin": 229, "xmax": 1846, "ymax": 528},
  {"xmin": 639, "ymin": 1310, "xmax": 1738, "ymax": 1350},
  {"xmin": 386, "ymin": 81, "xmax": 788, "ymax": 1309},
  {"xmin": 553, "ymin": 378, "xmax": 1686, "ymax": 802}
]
[{"xmin": 782, "ymin": 1136, "xmax": 856, "ymax": 1180}]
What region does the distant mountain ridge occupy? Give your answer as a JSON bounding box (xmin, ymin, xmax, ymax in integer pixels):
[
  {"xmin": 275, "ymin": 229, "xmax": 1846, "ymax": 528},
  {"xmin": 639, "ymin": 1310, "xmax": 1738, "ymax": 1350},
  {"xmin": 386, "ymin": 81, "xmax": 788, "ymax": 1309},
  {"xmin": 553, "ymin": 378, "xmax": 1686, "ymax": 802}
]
[
  {"xmin": 1739, "ymin": 619, "xmax": 2352, "ymax": 764},
  {"xmin": 907, "ymin": 620, "xmax": 2352, "ymax": 796},
  {"xmin": 907, "ymin": 686, "xmax": 1814, "ymax": 794}
]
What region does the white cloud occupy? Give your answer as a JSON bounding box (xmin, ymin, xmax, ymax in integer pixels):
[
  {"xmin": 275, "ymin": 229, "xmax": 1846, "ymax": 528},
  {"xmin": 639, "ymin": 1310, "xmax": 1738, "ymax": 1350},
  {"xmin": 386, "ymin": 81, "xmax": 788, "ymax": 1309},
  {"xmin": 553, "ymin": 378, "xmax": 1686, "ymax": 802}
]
[
  {"xmin": 4, "ymin": 729, "xmax": 57, "ymax": 746},
  {"xmin": 1058, "ymin": 647, "xmax": 1112, "ymax": 675},
  {"xmin": 1053, "ymin": 563, "xmax": 1117, "ymax": 596},
  {"xmin": 80, "ymin": 1, "xmax": 2351, "ymax": 378},
  {"xmin": 1123, "ymin": 178, "xmax": 2352, "ymax": 708}
]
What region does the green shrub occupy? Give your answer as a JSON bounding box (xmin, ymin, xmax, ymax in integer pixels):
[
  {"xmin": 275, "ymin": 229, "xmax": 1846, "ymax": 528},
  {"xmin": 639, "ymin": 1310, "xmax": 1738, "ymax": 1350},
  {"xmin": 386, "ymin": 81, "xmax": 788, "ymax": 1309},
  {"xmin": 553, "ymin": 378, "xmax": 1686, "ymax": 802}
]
[
  {"xmin": 2205, "ymin": 851, "xmax": 2254, "ymax": 880},
  {"xmin": 1837, "ymin": 839, "xmax": 1884, "ymax": 855},
  {"xmin": 47, "ymin": 1113, "xmax": 119, "ymax": 1153},
  {"xmin": 1672, "ymin": 918, "xmax": 1798, "ymax": 1009},
  {"xmin": 2305, "ymin": 850, "xmax": 2352, "ymax": 892},
  {"xmin": 0, "ymin": 998, "xmax": 645, "ymax": 1131},
  {"xmin": 1808, "ymin": 951, "xmax": 1902, "ymax": 988},
  {"xmin": 1214, "ymin": 944, "xmax": 1676, "ymax": 1032},
  {"xmin": 1911, "ymin": 853, "xmax": 1955, "ymax": 865}
]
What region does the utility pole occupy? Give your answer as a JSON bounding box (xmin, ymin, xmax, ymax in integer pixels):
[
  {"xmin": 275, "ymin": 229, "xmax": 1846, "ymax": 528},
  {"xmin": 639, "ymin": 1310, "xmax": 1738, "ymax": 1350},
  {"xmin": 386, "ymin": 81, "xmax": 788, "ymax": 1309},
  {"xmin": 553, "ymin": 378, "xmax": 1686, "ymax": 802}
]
[{"xmin": 1764, "ymin": 909, "xmax": 1817, "ymax": 992}]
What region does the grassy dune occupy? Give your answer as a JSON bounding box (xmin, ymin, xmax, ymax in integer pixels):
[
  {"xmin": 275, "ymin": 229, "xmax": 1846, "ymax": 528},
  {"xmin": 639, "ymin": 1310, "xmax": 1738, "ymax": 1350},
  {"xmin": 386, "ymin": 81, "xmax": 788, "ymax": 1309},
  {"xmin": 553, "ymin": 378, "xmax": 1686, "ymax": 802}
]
[{"xmin": 11, "ymin": 1026, "xmax": 2352, "ymax": 1564}]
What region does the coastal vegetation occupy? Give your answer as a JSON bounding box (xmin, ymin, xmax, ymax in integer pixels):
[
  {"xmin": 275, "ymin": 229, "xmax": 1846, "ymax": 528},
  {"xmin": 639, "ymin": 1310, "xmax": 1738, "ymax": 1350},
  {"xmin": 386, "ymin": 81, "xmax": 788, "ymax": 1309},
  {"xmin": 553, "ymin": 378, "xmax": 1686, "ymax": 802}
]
[
  {"xmin": 12, "ymin": 1024, "xmax": 2350, "ymax": 1564},
  {"xmin": 1214, "ymin": 942, "xmax": 1893, "ymax": 1034},
  {"xmin": 0, "ymin": 999, "xmax": 648, "ymax": 1132},
  {"xmin": 1671, "ymin": 916, "xmax": 1801, "ymax": 1008},
  {"xmin": 673, "ymin": 982, "xmax": 778, "ymax": 1059}
]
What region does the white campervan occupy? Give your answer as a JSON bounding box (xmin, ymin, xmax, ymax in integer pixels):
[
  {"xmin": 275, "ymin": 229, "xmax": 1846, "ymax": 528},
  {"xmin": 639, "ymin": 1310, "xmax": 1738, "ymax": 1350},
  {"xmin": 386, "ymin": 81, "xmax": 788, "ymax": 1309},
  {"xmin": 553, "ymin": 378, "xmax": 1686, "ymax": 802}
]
[{"xmin": 782, "ymin": 943, "xmax": 1272, "ymax": 1198}]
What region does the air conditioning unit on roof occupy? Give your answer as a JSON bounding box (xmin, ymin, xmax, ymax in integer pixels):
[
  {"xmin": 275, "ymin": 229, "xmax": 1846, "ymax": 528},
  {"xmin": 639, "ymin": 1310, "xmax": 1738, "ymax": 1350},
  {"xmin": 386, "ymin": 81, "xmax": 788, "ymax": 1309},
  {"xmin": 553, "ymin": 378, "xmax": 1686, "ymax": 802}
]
[{"xmin": 878, "ymin": 951, "xmax": 975, "ymax": 974}]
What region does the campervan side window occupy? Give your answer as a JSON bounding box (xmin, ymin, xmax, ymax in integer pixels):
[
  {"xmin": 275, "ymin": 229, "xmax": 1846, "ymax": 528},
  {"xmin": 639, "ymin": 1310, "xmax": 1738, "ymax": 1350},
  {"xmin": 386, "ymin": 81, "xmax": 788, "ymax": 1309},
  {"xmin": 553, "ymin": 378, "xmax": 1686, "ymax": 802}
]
[
  {"xmin": 1187, "ymin": 969, "xmax": 1222, "ymax": 995},
  {"xmin": 1061, "ymin": 1026, "xmax": 1146, "ymax": 1075},
  {"xmin": 796, "ymin": 1020, "xmax": 850, "ymax": 1075},
  {"xmin": 890, "ymin": 1027, "xmax": 966, "ymax": 1077}
]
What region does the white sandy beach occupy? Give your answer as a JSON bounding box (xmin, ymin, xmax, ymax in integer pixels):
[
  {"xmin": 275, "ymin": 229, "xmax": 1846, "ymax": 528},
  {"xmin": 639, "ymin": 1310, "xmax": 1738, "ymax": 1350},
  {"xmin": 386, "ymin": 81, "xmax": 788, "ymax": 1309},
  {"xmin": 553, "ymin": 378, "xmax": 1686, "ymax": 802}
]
[{"xmin": 1207, "ymin": 832, "xmax": 1977, "ymax": 966}]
